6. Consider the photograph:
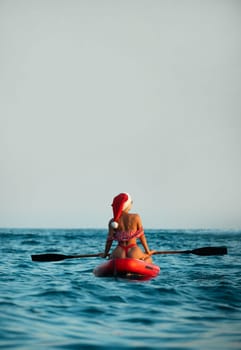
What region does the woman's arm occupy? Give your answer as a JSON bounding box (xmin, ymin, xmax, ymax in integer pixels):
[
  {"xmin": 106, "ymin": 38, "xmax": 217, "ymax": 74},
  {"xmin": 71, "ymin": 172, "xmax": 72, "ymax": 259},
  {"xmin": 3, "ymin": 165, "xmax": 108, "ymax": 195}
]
[
  {"xmin": 139, "ymin": 234, "xmax": 151, "ymax": 254},
  {"xmin": 135, "ymin": 214, "xmax": 150, "ymax": 254},
  {"xmin": 136, "ymin": 214, "xmax": 155, "ymax": 256},
  {"xmin": 102, "ymin": 222, "xmax": 114, "ymax": 257}
]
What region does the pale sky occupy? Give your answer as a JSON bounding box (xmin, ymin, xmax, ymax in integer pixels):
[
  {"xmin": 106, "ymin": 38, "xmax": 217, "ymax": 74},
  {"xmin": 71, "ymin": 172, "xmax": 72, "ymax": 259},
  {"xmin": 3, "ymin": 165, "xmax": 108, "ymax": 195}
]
[{"xmin": 1, "ymin": 0, "xmax": 241, "ymax": 229}]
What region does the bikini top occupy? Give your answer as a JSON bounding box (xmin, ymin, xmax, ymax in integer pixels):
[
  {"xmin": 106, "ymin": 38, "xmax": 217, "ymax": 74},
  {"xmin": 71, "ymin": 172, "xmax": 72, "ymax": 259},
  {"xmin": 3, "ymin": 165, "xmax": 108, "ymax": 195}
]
[{"xmin": 112, "ymin": 227, "xmax": 144, "ymax": 242}]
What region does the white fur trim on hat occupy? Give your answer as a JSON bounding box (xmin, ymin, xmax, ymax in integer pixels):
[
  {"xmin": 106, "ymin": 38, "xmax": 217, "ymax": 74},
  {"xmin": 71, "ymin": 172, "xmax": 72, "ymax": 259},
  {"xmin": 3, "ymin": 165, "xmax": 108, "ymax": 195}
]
[{"xmin": 122, "ymin": 193, "xmax": 132, "ymax": 211}]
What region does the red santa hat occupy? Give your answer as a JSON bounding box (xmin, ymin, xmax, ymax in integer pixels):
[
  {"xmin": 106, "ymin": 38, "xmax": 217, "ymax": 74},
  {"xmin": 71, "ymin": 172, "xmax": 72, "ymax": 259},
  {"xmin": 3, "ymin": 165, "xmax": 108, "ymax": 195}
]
[{"xmin": 110, "ymin": 192, "xmax": 132, "ymax": 229}]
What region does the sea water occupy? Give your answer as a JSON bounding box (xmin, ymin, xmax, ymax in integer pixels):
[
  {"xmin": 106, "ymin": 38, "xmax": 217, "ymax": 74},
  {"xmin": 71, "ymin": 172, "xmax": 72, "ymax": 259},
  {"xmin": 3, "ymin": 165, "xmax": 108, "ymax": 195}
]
[{"xmin": 0, "ymin": 228, "xmax": 240, "ymax": 350}]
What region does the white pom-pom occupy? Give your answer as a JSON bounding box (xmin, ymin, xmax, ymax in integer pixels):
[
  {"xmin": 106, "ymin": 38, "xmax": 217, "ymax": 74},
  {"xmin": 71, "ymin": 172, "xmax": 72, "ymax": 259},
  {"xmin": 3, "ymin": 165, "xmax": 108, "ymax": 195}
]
[{"xmin": 111, "ymin": 221, "xmax": 119, "ymax": 229}]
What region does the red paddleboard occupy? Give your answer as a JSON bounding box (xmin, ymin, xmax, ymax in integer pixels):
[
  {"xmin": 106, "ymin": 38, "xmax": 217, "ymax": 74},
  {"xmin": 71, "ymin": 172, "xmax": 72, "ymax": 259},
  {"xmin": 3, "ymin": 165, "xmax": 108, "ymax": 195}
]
[{"xmin": 93, "ymin": 258, "xmax": 160, "ymax": 280}]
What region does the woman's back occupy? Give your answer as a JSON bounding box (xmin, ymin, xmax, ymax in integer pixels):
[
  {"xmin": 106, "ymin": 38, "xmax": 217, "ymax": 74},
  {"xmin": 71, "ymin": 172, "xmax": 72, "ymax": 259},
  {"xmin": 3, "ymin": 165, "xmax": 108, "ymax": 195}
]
[
  {"xmin": 115, "ymin": 212, "xmax": 140, "ymax": 233},
  {"xmin": 112, "ymin": 212, "xmax": 144, "ymax": 243}
]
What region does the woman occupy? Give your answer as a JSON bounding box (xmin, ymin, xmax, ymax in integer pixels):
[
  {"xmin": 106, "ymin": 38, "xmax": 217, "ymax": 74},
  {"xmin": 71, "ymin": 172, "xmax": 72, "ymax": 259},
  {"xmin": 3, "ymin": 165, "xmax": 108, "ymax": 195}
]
[{"xmin": 102, "ymin": 193, "xmax": 155, "ymax": 263}]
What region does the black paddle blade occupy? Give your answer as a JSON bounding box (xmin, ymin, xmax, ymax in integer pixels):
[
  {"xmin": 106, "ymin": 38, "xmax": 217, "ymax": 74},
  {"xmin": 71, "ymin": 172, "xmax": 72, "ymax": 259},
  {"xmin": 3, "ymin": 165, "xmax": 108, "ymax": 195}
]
[
  {"xmin": 191, "ymin": 246, "xmax": 228, "ymax": 256},
  {"xmin": 31, "ymin": 253, "xmax": 68, "ymax": 262}
]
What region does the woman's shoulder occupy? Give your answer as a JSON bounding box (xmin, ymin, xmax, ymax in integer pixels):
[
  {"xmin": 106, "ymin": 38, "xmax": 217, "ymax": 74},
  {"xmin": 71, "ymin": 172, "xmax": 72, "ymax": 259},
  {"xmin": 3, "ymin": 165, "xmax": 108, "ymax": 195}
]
[
  {"xmin": 130, "ymin": 212, "xmax": 140, "ymax": 217},
  {"xmin": 129, "ymin": 212, "xmax": 141, "ymax": 222}
]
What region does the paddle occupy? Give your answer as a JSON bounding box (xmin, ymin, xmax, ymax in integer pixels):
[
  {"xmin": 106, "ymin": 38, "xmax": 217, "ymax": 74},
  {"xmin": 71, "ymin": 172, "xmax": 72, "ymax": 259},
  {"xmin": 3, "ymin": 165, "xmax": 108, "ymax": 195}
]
[
  {"xmin": 31, "ymin": 252, "xmax": 102, "ymax": 262},
  {"xmin": 31, "ymin": 246, "xmax": 227, "ymax": 262},
  {"xmin": 153, "ymin": 246, "xmax": 228, "ymax": 256}
]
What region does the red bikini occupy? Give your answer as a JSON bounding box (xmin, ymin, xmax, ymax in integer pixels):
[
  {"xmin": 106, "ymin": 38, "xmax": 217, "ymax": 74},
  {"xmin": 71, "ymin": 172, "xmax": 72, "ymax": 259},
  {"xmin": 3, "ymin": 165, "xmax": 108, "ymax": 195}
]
[{"xmin": 118, "ymin": 243, "xmax": 137, "ymax": 254}]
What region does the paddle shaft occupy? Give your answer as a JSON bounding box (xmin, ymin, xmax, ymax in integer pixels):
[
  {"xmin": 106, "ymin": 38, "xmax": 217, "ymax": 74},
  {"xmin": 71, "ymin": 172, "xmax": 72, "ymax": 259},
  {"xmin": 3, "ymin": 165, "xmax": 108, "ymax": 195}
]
[{"xmin": 153, "ymin": 246, "xmax": 228, "ymax": 256}]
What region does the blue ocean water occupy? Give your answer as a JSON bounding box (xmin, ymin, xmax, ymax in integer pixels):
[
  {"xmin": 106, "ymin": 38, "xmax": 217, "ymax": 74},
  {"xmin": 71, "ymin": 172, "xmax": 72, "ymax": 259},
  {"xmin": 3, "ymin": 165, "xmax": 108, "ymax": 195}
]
[{"xmin": 0, "ymin": 228, "xmax": 240, "ymax": 350}]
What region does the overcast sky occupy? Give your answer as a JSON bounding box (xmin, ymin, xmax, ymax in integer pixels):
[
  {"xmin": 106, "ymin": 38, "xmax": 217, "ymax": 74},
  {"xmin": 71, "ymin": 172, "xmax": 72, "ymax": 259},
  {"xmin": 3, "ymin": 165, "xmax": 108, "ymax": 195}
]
[{"xmin": 1, "ymin": 0, "xmax": 241, "ymax": 229}]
